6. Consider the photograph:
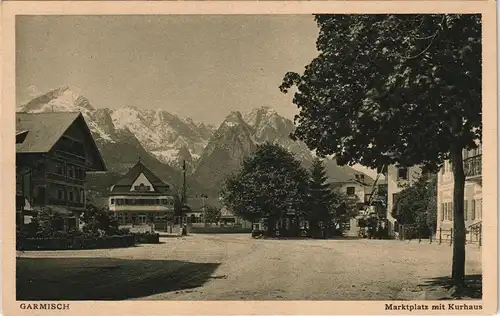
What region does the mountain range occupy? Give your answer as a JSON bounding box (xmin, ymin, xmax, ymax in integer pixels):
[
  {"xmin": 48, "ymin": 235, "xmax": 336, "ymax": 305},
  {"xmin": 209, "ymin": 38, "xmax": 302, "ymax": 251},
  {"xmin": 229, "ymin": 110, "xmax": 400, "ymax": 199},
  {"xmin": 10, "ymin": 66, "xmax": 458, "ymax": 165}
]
[{"xmin": 17, "ymin": 86, "xmax": 373, "ymax": 200}]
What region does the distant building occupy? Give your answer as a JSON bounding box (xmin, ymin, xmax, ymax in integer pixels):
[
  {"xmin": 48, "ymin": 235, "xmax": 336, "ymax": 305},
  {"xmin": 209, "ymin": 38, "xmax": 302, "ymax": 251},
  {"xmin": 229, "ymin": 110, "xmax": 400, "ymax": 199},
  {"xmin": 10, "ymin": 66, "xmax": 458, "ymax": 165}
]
[
  {"xmin": 16, "ymin": 112, "xmax": 106, "ymax": 230},
  {"xmin": 108, "ymin": 160, "xmax": 177, "ymax": 229},
  {"xmin": 335, "ymin": 173, "xmax": 387, "ymax": 236},
  {"xmin": 385, "ymin": 165, "xmax": 422, "ymax": 237},
  {"xmin": 219, "ymin": 206, "xmax": 252, "ymax": 228},
  {"xmin": 437, "ymin": 144, "xmax": 482, "ymax": 243},
  {"xmin": 183, "ymin": 198, "xmax": 252, "ymax": 228},
  {"xmin": 183, "ymin": 197, "xmax": 222, "ymax": 224}
]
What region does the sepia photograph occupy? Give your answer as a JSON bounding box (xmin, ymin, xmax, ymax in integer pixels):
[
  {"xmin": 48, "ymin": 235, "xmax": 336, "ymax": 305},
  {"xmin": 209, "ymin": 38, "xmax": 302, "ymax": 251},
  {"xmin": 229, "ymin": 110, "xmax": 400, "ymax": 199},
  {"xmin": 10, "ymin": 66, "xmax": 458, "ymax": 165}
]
[{"xmin": 2, "ymin": 1, "xmax": 497, "ymax": 315}]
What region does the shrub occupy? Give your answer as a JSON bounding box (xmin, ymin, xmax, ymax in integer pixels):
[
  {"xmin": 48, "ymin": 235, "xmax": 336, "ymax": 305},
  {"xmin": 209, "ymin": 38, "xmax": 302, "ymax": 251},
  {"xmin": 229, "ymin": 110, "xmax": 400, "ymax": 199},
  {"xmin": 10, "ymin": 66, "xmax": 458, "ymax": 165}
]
[{"xmin": 134, "ymin": 232, "xmax": 160, "ymax": 244}]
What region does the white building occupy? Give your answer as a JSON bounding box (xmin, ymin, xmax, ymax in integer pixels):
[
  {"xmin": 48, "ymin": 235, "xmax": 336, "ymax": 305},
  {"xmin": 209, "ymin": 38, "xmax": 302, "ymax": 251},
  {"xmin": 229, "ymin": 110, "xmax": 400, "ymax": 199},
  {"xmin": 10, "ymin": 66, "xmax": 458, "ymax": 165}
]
[
  {"xmin": 108, "ymin": 160, "xmax": 177, "ymax": 229},
  {"xmin": 385, "ymin": 165, "xmax": 422, "ymax": 237},
  {"xmin": 436, "ymin": 145, "xmax": 482, "ymax": 243}
]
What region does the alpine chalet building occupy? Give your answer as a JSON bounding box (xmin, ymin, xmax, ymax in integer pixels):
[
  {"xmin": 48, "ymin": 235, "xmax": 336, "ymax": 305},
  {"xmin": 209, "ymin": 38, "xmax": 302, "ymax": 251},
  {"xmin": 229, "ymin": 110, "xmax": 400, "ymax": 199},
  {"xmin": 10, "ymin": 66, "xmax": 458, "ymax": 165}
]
[
  {"xmin": 16, "ymin": 112, "xmax": 107, "ymax": 230},
  {"xmin": 108, "ymin": 160, "xmax": 177, "ymax": 229}
]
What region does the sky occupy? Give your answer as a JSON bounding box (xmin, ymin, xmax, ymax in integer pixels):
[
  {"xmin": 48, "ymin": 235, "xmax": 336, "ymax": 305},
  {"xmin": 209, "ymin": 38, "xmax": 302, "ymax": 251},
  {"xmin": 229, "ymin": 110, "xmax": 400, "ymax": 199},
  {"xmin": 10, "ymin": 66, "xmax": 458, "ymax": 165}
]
[{"xmin": 16, "ymin": 15, "xmax": 320, "ymax": 125}]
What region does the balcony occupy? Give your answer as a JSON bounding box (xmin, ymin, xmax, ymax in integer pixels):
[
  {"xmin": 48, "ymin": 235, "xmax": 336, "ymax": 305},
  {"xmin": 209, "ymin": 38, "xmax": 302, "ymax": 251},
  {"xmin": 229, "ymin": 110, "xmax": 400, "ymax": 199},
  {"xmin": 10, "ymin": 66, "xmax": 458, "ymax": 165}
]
[
  {"xmin": 46, "ymin": 172, "xmax": 85, "ymax": 185},
  {"xmin": 464, "ymin": 155, "xmax": 482, "ymax": 184},
  {"xmin": 47, "ymin": 198, "xmax": 85, "ymax": 209},
  {"xmin": 109, "ymin": 204, "xmax": 175, "ymax": 212},
  {"xmin": 54, "ymin": 150, "xmax": 86, "ymax": 164}
]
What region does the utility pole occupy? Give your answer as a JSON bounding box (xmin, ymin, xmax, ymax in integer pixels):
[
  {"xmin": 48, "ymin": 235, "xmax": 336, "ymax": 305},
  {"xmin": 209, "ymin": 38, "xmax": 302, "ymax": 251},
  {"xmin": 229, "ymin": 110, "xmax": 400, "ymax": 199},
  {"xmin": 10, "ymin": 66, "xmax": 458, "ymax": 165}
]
[{"xmin": 180, "ymin": 160, "xmax": 187, "ymax": 235}]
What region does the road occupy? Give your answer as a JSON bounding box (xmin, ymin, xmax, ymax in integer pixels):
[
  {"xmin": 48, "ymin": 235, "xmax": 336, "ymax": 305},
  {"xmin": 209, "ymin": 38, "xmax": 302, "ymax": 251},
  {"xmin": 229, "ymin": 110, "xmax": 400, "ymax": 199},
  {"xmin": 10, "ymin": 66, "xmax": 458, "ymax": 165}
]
[{"xmin": 17, "ymin": 234, "xmax": 482, "ymax": 300}]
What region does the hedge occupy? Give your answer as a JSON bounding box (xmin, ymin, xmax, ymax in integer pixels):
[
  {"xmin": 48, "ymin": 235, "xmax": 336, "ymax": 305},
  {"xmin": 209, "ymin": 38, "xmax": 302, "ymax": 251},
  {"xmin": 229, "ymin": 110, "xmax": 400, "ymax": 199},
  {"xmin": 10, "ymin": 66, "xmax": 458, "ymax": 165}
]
[
  {"xmin": 17, "ymin": 235, "xmax": 136, "ymax": 251},
  {"xmin": 133, "ymin": 232, "xmax": 160, "ymax": 244}
]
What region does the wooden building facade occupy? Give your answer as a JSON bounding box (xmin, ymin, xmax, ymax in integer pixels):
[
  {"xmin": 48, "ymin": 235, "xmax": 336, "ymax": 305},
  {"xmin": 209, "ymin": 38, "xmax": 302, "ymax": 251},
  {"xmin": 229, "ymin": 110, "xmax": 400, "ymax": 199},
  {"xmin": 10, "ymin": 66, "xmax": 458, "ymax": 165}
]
[{"xmin": 16, "ymin": 112, "xmax": 107, "ymax": 230}]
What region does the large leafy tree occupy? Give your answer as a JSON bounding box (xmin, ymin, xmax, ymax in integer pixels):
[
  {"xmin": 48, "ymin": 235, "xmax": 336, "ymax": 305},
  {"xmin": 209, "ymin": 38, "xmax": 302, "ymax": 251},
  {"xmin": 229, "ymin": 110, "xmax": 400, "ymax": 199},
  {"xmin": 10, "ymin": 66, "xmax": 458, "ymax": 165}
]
[
  {"xmin": 221, "ymin": 143, "xmax": 309, "ymax": 233},
  {"xmin": 280, "ymin": 14, "xmax": 481, "ymax": 284},
  {"xmin": 392, "ymin": 173, "xmax": 438, "ymax": 237}
]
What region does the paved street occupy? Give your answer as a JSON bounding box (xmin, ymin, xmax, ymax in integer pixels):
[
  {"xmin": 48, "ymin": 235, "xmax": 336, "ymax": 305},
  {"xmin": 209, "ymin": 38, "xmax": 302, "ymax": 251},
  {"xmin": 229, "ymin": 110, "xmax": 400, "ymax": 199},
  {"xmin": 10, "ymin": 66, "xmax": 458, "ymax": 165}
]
[{"xmin": 17, "ymin": 234, "xmax": 482, "ymax": 301}]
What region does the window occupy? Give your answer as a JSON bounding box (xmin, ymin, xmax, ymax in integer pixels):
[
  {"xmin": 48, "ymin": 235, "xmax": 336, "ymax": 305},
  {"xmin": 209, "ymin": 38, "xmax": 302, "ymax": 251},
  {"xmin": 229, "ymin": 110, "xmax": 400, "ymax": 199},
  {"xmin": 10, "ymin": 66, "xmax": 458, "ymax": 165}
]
[
  {"xmin": 34, "ymin": 186, "xmax": 46, "ymax": 204},
  {"xmin": 346, "ymin": 187, "xmax": 355, "ymax": 196},
  {"xmin": 444, "ymin": 203, "xmax": 448, "ymax": 221},
  {"xmin": 68, "ymin": 166, "xmax": 74, "ymax": 178},
  {"xmin": 68, "ymin": 191, "xmax": 74, "ymax": 201},
  {"xmin": 80, "ymin": 189, "xmax": 85, "ymax": 202},
  {"xmin": 58, "ymin": 189, "xmax": 65, "ymax": 200},
  {"xmin": 471, "ymin": 200, "xmax": 476, "ymax": 220},
  {"xmin": 56, "ymin": 164, "xmax": 63, "ymax": 175},
  {"xmin": 462, "ymin": 201, "xmax": 466, "ymax": 219},
  {"xmin": 397, "ymin": 168, "xmax": 408, "ymax": 180},
  {"xmin": 441, "ymin": 203, "xmax": 445, "ymax": 221},
  {"xmin": 111, "ymin": 199, "xmax": 115, "ymax": 205},
  {"xmin": 478, "ymin": 199, "xmax": 482, "ymax": 219},
  {"xmin": 449, "ymin": 202, "xmax": 453, "ymax": 221},
  {"xmin": 117, "ymin": 213, "xmax": 126, "ymax": 224},
  {"xmin": 134, "ymin": 183, "xmax": 151, "ymax": 192}
]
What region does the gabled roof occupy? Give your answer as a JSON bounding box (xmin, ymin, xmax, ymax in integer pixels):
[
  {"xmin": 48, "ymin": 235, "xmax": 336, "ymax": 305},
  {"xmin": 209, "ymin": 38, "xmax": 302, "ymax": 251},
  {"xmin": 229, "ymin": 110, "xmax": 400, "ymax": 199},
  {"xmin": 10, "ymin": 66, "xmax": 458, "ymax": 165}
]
[
  {"xmin": 16, "ymin": 112, "xmax": 82, "ymax": 153},
  {"xmin": 16, "ymin": 112, "xmax": 106, "ymax": 171},
  {"xmin": 111, "ymin": 160, "xmax": 170, "ymax": 192}
]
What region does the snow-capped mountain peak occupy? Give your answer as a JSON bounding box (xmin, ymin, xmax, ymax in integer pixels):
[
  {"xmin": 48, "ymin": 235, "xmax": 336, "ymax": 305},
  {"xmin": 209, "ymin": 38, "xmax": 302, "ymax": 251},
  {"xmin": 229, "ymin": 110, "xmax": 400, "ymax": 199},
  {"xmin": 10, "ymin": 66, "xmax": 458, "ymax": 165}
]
[{"xmin": 18, "ymin": 85, "xmax": 95, "ymax": 114}]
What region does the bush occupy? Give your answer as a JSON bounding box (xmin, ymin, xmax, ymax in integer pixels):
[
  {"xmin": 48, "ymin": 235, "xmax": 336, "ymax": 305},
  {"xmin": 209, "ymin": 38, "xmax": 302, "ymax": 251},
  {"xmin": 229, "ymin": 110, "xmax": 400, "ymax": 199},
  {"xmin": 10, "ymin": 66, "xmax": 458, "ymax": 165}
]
[{"xmin": 134, "ymin": 232, "xmax": 160, "ymax": 244}]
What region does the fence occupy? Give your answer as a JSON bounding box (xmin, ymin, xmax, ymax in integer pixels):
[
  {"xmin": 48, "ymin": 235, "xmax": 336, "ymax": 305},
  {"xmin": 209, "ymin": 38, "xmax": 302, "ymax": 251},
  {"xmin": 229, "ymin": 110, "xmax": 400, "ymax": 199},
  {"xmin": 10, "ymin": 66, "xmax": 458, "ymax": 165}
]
[
  {"xmin": 398, "ymin": 224, "xmax": 482, "ymax": 247},
  {"xmin": 437, "ymin": 226, "xmax": 482, "ymax": 247}
]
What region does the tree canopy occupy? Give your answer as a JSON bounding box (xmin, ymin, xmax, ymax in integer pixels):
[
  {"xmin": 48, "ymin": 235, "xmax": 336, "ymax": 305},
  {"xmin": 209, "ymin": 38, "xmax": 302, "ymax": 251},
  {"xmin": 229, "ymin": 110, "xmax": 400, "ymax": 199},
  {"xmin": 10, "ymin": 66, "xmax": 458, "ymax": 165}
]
[
  {"xmin": 392, "ymin": 173, "xmax": 438, "ymax": 234},
  {"xmin": 220, "ymin": 143, "xmax": 309, "ymax": 227},
  {"xmin": 280, "ymin": 14, "xmax": 481, "ymax": 170}
]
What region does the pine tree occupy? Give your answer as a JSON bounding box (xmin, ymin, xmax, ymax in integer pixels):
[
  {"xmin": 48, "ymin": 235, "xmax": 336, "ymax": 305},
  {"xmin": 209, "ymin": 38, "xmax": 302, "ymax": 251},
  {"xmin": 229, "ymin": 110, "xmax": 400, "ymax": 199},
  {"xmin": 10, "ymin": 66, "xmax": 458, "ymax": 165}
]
[{"xmin": 307, "ymin": 158, "xmax": 336, "ymax": 237}]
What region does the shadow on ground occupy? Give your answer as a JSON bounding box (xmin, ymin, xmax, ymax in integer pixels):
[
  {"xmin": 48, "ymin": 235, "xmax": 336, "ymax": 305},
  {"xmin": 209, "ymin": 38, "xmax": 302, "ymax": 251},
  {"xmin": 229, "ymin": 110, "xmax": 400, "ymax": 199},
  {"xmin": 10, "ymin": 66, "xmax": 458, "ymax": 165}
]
[
  {"xmin": 418, "ymin": 274, "xmax": 482, "ymax": 299},
  {"xmin": 17, "ymin": 257, "xmax": 220, "ymax": 300}
]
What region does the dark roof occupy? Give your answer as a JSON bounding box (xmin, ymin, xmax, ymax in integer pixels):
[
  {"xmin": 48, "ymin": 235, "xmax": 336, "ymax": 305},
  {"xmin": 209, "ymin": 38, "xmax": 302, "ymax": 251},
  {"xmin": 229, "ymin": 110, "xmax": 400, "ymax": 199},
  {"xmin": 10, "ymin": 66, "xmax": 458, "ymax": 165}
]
[
  {"xmin": 110, "ymin": 160, "xmax": 171, "ymax": 192},
  {"xmin": 17, "ymin": 112, "xmax": 80, "ymax": 153},
  {"xmin": 16, "ymin": 112, "xmax": 106, "ymax": 171},
  {"xmin": 312, "ymin": 158, "xmax": 375, "ymax": 186}
]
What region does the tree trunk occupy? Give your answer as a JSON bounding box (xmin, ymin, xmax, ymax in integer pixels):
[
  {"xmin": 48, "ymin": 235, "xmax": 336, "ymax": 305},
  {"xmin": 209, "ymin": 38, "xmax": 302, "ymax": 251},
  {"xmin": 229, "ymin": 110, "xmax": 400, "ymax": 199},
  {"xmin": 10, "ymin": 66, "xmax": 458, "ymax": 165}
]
[{"xmin": 450, "ymin": 146, "xmax": 466, "ymax": 285}]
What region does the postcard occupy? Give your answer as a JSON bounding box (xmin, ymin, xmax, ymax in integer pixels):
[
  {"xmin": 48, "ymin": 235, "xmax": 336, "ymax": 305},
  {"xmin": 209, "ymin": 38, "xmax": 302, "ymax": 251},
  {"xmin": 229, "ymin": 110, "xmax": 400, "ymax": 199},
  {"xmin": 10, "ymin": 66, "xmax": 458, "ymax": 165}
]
[{"xmin": 2, "ymin": 1, "xmax": 497, "ymax": 315}]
